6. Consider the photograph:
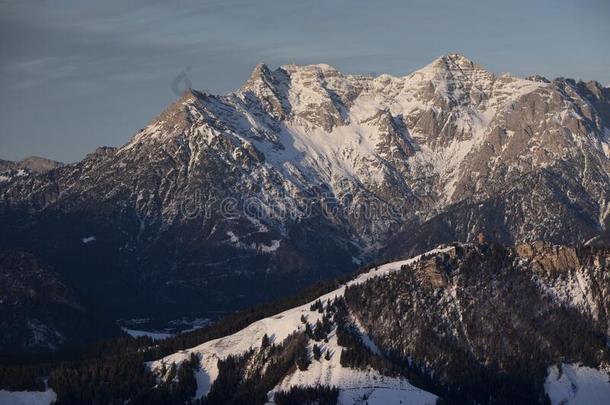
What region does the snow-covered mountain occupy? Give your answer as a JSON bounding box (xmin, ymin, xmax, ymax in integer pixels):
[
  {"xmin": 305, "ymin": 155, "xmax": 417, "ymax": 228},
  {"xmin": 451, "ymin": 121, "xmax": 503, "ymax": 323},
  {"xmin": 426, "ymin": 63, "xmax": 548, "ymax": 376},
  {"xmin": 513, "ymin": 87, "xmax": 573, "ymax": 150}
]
[{"xmin": 1, "ymin": 54, "xmax": 610, "ymax": 352}]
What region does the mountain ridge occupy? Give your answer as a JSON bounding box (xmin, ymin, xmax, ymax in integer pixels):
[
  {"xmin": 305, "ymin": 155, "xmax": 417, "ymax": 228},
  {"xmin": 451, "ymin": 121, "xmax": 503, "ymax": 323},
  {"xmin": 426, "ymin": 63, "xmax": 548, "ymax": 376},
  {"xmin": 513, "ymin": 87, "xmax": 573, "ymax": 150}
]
[
  {"xmin": 3, "ymin": 240, "xmax": 606, "ymax": 404},
  {"xmin": 147, "ymin": 240, "xmax": 609, "ymax": 404}
]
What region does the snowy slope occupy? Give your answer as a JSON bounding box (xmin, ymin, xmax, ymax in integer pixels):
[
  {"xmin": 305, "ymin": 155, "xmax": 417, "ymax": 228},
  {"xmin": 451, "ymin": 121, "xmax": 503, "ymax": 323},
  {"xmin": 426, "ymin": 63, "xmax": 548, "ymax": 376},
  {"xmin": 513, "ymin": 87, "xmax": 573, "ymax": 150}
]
[
  {"xmin": 121, "ymin": 327, "xmax": 172, "ymax": 341},
  {"xmin": 148, "ymin": 241, "xmax": 610, "ymax": 404},
  {"xmin": 0, "ymin": 389, "xmax": 56, "ymax": 405},
  {"xmin": 545, "ymin": 363, "xmax": 610, "ymax": 405},
  {"xmin": 150, "ymin": 247, "xmax": 451, "ymax": 403},
  {"xmin": 266, "ymin": 321, "xmax": 437, "ymax": 405}
]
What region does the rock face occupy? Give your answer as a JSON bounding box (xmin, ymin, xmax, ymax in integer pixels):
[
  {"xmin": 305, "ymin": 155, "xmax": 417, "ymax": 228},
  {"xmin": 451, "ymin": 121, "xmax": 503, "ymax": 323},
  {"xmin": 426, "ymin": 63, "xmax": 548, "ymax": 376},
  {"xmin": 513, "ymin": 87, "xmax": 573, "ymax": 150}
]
[{"xmin": 1, "ymin": 54, "xmax": 610, "ymax": 350}]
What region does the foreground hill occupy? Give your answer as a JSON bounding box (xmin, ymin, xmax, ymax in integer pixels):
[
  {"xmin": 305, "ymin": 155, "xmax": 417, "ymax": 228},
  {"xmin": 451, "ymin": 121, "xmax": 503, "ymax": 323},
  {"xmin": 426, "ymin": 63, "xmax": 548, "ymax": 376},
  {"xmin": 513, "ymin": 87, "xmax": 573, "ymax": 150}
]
[
  {"xmin": 147, "ymin": 240, "xmax": 609, "ymax": 404},
  {"xmin": 2, "ymin": 240, "xmax": 607, "ymax": 404}
]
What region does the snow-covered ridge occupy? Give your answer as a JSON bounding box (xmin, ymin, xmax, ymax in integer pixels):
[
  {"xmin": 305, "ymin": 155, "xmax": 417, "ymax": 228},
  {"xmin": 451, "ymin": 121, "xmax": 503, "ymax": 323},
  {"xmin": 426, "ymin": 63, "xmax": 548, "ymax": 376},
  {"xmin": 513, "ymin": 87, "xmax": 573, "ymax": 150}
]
[
  {"xmin": 229, "ymin": 54, "xmax": 546, "ymax": 192},
  {"xmin": 147, "ymin": 242, "xmax": 610, "ymax": 404},
  {"xmin": 150, "ymin": 247, "xmax": 452, "ymax": 403}
]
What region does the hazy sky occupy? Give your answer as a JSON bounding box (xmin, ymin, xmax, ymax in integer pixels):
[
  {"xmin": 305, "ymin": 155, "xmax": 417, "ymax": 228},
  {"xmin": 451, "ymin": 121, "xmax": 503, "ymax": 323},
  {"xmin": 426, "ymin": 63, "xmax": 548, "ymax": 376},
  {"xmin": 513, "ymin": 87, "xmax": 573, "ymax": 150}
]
[{"xmin": 1, "ymin": 0, "xmax": 609, "ymax": 162}]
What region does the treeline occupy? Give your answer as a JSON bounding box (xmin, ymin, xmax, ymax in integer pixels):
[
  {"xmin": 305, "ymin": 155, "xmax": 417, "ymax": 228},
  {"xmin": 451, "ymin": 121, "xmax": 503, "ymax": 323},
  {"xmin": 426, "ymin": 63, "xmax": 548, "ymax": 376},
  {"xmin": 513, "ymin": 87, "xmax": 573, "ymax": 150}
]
[
  {"xmin": 332, "ymin": 297, "xmax": 404, "ymax": 377},
  {"xmin": 274, "ymin": 385, "xmax": 339, "ymax": 405},
  {"xmin": 0, "ymin": 364, "xmax": 46, "ymax": 391},
  {"xmin": 48, "ymin": 355, "xmax": 154, "ymax": 404},
  {"xmin": 0, "ymin": 266, "xmax": 369, "ymax": 402},
  {"xmin": 199, "ymin": 351, "xmax": 252, "ymax": 404},
  {"xmin": 140, "ymin": 261, "xmax": 381, "ymax": 362},
  {"xmin": 301, "ymin": 294, "xmax": 444, "ymax": 401},
  {"xmin": 198, "ymin": 331, "xmax": 310, "ymax": 404},
  {"xmin": 120, "ymin": 276, "xmax": 348, "ymax": 362},
  {"xmin": 44, "ymin": 352, "xmax": 200, "ymax": 405}
]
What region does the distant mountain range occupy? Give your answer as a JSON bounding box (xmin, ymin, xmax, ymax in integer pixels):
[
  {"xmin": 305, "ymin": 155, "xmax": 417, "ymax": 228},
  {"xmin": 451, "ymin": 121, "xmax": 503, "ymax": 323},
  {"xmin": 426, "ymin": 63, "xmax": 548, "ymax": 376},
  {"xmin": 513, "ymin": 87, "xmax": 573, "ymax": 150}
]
[
  {"xmin": 1, "ymin": 54, "xmax": 610, "ymax": 355},
  {"xmin": 0, "ymin": 156, "xmax": 63, "ymax": 174}
]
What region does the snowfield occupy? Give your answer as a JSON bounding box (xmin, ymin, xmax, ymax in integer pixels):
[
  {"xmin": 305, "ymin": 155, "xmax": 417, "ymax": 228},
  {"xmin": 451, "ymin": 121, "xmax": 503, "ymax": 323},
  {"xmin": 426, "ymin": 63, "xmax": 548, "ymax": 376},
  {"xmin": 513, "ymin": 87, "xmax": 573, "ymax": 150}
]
[
  {"xmin": 266, "ymin": 324, "xmax": 437, "ymax": 405},
  {"xmin": 121, "ymin": 327, "xmax": 172, "ymax": 341},
  {"xmin": 0, "ymin": 389, "xmax": 56, "ymax": 405},
  {"xmin": 150, "ymin": 248, "xmax": 452, "ymax": 403},
  {"xmin": 545, "ymin": 363, "xmax": 610, "ymax": 405},
  {"xmin": 81, "ymin": 236, "xmax": 96, "ymax": 244}
]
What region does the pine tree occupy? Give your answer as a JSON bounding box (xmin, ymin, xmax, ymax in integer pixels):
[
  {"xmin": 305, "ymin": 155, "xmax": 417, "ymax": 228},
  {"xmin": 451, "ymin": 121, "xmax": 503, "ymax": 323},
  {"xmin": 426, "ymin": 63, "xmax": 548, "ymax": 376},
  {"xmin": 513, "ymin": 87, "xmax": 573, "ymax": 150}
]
[
  {"xmin": 296, "ymin": 348, "xmax": 310, "ymax": 371},
  {"xmin": 313, "ymin": 344, "xmax": 322, "ymax": 361},
  {"xmin": 314, "ymin": 320, "xmax": 326, "ymax": 341},
  {"xmin": 310, "ymin": 299, "xmax": 324, "ymax": 312},
  {"xmin": 261, "ymin": 333, "xmax": 270, "ymax": 349},
  {"xmin": 304, "ymin": 322, "xmax": 313, "ymax": 337}
]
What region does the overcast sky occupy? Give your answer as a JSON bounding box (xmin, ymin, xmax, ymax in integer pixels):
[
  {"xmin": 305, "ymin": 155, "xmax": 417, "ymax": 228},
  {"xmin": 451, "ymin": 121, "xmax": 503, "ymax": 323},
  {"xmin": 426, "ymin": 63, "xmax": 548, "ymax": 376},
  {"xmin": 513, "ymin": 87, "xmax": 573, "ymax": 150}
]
[{"xmin": 1, "ymin": 0, "xmax": 609, "ymax": 162}]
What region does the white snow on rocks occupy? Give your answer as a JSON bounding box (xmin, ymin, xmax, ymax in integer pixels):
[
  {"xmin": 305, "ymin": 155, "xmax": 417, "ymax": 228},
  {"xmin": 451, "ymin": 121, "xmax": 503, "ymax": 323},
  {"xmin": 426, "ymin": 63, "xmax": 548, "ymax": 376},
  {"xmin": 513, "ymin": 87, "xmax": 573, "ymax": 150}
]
[
  {"xmin": 225, "ymin": 231, "xmax": 281, "ymax": 253},
  {"xmin": 259, "ymin": 239, "xmax": 281, "ymax": 253}
]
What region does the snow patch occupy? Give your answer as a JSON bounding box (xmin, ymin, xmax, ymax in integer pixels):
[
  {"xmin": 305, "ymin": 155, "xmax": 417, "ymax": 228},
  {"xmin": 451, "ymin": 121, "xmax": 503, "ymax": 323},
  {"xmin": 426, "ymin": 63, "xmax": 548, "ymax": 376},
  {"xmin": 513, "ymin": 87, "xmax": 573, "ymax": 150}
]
[
  {"xmin": 120, "ymin": 318, "xmax": 210, "ymax": 341},
  {"xmin": 121, "ymin": 328, "xmax": 172, "ymax": 341},
  {"xmin": 0, "ymin": 389, "xmax": 56, "ymax": 405},
  {"xmin": 27, "ymin": 320, "xmax": 61, "ymax": 350},
  {"xmin": 267, "ymin": 306, "xmax": 436, "ymax": 404},
  {"xmin": 545, "ymin": 363, "xmax": 610, "ymax": 405},
  {"xmin": 226, "ymin": 231, "xmax": 280, "ymax": 253},
  {"xmin": 81, "ymin": 236, "xmax": 96, "ymax": 244},
  {"xmin": 337, "ymin": 385, "xmax": 437, "ymax": 405},
  {"xmin": 259, "ymin": 239, "xmax": 281, "ymax": 252},
  {"xmin": 226, "ymin": 231, "xmax": 239, "ymax": 244}
]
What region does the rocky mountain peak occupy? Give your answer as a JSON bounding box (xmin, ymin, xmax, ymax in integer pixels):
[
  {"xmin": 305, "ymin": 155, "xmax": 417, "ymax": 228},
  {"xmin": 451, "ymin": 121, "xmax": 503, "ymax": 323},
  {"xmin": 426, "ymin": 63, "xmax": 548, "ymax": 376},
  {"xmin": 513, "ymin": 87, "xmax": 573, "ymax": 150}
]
[
  {"xmin": 417, "ymin": 53, "xmax": 492, "ymax": 77},
  {"xmin": 525, "ymin": 74, "xmax": 550, "ymax": 83},
  {"xmin": 431, "ymin": 53, "xmax": 478, "ymax": 67},
  {"xmin": 280, "ymin": 63, "xmax": 341, "ymax": 76},
  {"xmin": 245, "ymin": 62, "xmax": 274, "ymax": 86}
]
